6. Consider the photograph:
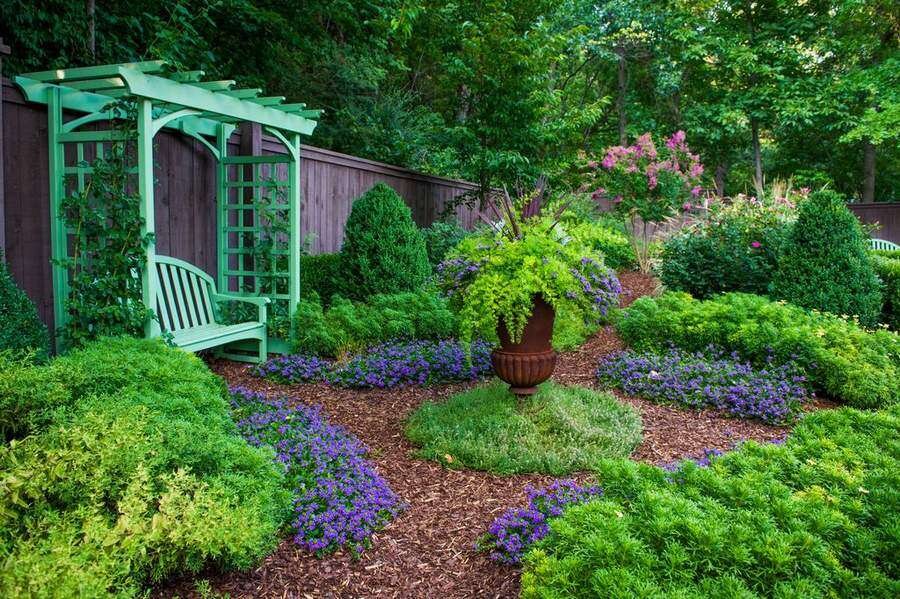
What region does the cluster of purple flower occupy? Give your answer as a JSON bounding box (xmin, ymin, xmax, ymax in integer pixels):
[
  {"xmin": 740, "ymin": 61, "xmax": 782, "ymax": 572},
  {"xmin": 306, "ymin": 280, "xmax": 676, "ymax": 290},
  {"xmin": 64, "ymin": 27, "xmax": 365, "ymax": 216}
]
[
  {"xmin": 229, "ymin": 387, "xmax": 404, "ymax": 555},
  {"xmin": 328, "ymin": 339, "xmax": 493, "ymax": 389},
  {"xmin": 596, "ymin": 346, "xmax": 808, "ymax": 424},
  {"xmin": 436, "ymin": 255, "xmax": 488, "ymax": 296},
  {"xmin": 251, "ymin": 354, "xmax": 330, "ymax": 384},
  {"xmin": 253, "ymin": 339, "xmax": 493, "ymax": 389},
  {"xmin": 570, "ymin": 256, "xmax": 622, "ymax": 317},
  {"xmin": 478, "ymin": 480, "xmax": 603, "ymax": 565}
]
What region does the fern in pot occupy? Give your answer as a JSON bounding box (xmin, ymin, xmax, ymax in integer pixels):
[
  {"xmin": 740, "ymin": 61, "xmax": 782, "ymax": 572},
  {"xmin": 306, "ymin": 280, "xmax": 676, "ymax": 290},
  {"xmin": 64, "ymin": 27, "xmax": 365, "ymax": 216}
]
[{"xmin": 438, "ymin": 183, "xmax": 621, "ymax": 396}]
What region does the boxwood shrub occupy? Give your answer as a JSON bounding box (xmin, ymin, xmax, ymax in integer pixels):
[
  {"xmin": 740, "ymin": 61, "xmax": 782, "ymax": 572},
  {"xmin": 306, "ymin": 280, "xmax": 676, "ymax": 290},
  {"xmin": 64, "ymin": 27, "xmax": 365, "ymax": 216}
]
[
  {"xmin": 871, "ymin": 253, "xmax": 900, "ymax": 330},
  {"xmin": 617, "ymin": 292, "xmax": 900, "ymax": 409},
  {"xmin": 568, "ymin": 222, "xmax": 636, "ymax": 271},
  {"xmin": 299, "ymin": 252, "xmax": 345, "ymax": 304},
  {"xmin": 521, "ymin": 405, "xmax": 899, "ymax": 597},
  {"xmin": 0, "ymin": 338, "xmax": 288, "ymax": 597},
  {"xmin": 341, "ymin": 183, "xmax": 431, "ymax": 298},
  {"xmin": 771, "ymin": 190, "xmax": 882, "ymax": 326},
  {"xmin": 0, "ymin": 253, "xmax": 50, "ymax": 363}
]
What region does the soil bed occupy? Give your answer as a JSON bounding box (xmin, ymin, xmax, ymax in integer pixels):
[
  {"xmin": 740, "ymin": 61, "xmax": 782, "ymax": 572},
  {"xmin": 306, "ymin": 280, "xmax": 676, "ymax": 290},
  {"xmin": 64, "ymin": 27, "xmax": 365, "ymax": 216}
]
[{"xmin": 156, "ymin": 272, "xmax": 820, "ymax": 598}]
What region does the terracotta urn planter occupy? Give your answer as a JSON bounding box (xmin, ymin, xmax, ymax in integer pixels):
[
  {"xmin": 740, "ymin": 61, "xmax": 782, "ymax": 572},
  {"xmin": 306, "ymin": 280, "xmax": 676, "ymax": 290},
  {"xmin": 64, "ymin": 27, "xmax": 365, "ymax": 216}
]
[{"xmin": 491, "ymin": 294, "xmax": 557, "ymax": 397}]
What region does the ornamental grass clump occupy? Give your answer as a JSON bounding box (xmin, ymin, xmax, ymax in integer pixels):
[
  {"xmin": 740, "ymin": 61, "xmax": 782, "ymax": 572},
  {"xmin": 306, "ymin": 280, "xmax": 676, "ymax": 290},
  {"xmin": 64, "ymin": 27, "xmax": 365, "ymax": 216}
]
[
  {"xmin": 405, "ymin": 381, "xmax": 642, "ymax": 474},
  {"xmin": 477, "ymin": 480, "xmax": 603, "ymax": 565},
  {"xmin": 597, "ymin": 346, "xmax": 809, "ymax": 424},
  {"xmin": 230, "ymin": 388, "xmax": 404, "ymax": 555},
  {"xmin": 438, "ymin": 184, "xmax": 621, "ymax": 347}
]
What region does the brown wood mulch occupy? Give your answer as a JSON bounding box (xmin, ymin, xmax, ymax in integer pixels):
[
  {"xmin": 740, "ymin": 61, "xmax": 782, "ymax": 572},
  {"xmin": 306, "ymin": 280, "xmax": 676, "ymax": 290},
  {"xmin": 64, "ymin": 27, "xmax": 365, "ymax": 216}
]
[{"xmin": 155, "ymin": 272, "xmax": 823, "ymax": 599}]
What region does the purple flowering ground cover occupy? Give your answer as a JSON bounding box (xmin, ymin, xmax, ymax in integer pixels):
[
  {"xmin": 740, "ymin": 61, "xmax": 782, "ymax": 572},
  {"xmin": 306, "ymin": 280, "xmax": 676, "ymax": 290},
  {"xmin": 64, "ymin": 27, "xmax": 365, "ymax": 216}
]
[
  {"xmin": 476, "ymin": 480, "xmax": 603, "ymax": 565},
  {"xmin": 252, "ymin": 339, "xmax": 493, "ymax": 389},
  {"xmin": 229, "ymin": 387, "xmax": 404, "ymax": 555},
  {"xmin": 596, "ymin": 346, "xmax": 809, "ymax": 424}
]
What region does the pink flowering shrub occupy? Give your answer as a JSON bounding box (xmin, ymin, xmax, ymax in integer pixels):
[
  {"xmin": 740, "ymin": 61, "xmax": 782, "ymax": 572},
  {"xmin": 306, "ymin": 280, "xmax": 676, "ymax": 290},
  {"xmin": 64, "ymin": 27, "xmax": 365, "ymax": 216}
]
[{"xmin": 585, "ymin": 132, "xmax": 706, "ymax": 272}]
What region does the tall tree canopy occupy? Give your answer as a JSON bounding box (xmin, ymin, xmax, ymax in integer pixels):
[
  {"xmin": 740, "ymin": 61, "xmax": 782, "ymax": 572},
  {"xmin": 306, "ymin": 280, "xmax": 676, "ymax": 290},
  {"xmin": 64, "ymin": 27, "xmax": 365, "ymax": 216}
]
[{"xmin": 1, "ymin": 0, "xmax": 897, "ymax": 199}]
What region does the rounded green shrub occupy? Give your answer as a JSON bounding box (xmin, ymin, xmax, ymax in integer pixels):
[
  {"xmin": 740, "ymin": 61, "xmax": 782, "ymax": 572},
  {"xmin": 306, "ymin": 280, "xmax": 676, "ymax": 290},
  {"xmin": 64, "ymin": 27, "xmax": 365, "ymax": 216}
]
[
  {"xmin": 341, "ymin": 183, "xmax": 430, "ymax": 298},
  {"xmin": 405, "ymin": 381, "xmax": 642, "ymax": 474},
  {"xmin": 568, "ymin": 222, "xmax": 636, "ymax": 270},
  {"xmin": 871, "ymin": 253, "xmax": 900, "ymax": 330},
  {"xmin": 0, "ymin": 338, "xmax": 288, "ymax": 597},
  {"xmin": 0, "ymin": 254, "xmax": 50, "ymax": 363},
  {"xmin": 771, "ymin": 190, "xmax": 882, "ymax": 326}
]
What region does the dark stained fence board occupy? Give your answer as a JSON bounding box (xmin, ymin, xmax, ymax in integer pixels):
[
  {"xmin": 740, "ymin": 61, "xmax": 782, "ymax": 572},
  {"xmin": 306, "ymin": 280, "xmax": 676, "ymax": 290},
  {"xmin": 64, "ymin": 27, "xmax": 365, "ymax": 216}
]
[
  {"xmin": 848, "ymin": 203, "xmax": 900, "ymax": 244},
  {"xmin": 1, "ymin": 77, "xmax": 481, "ymax": 336}
]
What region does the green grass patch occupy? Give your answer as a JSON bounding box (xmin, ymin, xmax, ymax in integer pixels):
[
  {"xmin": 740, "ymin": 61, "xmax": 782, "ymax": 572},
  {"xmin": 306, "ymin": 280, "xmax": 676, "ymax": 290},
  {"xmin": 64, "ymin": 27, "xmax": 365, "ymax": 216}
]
[{"xmin": 405, "ymin": 380, "xmax": 642, "ymax": 475}]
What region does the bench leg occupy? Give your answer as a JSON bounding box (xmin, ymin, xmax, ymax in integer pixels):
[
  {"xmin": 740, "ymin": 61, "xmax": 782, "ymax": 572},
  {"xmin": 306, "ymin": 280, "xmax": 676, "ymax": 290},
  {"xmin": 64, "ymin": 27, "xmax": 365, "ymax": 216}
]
[{"xmin": 258, "ymin": 335, "xmax": 268, "ymax": 363}]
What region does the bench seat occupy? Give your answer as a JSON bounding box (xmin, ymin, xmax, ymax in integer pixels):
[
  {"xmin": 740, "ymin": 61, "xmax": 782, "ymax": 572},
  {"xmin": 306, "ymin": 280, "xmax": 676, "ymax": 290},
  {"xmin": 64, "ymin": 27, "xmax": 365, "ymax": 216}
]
[{"xmin": 154, "ymin": 255, "xmax": 269, "ymax": 362}]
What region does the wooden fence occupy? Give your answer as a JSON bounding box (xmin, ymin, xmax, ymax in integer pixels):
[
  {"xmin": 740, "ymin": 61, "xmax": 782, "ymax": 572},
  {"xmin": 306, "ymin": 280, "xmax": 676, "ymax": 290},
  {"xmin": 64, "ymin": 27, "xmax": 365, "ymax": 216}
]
[
  {"xmin": 847, "ymin": 203, "xmax": 900, "ymax": 245},
  {"xmin": 0, "ymin": 77, "xmax": 481, "ymax": 334}
]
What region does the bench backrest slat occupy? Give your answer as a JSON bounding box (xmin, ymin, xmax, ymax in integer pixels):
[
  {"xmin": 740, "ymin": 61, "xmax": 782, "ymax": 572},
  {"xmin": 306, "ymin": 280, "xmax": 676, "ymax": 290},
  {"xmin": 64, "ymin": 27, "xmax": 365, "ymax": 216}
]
[
  {"xmin": 154, "ymin": 256, "xmax": 218, "ymax": 333},
  {"xmin": 870, "ymin": 238, "xmax": 900, "ymax": 251}
]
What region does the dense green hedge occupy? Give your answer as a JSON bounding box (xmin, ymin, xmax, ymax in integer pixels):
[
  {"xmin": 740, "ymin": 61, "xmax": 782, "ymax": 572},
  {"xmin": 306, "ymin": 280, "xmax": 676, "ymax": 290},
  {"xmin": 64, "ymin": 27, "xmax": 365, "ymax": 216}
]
[
  {"xmin": 291, "ymin": 290, "xmax": 456, "ymax": 356},
  {"xmin": 771, "ymin": 190, "xmax": 882, "ymax": 326},
  {"xmin": 299, "ymin": 252, "xmax": 345, "ymax": 304},
  {"xmin": 0, "ymin": 254, "xmax": 49, "ymax": 363},
  {"xmin": 522, "ymin": 405, "xmax": 899, "ymax": 597},
  {"xmin": 420, "ymin": 220, "xmax": 470, "ymax": 267},
  {"xmin": 341, "ymin": 183, "xmax": 431, "ymax": 298},
  {"xmin": 0, "ymin": 338, "xmax": 288, "ymax": 597},
  {"xmin": 617, "ymin": 292, "xmax": 900, "ymax": 409},
  {"xmin": 872, "ymin": 253, "xmax": 900, "ymax": 330},
  {"xmin": 568, "ymin": 222, "xmax": 636, "ymax": 270}
]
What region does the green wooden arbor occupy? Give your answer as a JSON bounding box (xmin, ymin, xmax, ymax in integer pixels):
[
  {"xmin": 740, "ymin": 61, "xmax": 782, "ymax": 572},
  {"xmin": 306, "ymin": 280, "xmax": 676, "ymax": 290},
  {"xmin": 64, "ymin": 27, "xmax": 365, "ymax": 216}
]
[{"xmin": 15, "ymin": 60, "xmax": 319, "ymax": 355}]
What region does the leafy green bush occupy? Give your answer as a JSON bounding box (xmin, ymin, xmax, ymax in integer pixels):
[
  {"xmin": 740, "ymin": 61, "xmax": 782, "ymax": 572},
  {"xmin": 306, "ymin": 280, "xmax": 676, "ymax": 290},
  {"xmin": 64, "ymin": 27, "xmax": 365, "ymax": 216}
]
[
  {"xmin": 872, "ymin": 253, "xmax": 900, "ymax": 330},
  {"xmin": 291, "ymin": 290, "xmax": 456, "ymax": 356},
  {"xmin": 420, "ymin": 220, "xmax": 469, "ymax": 267},
  {"xmin": 771, "ymin": 190, "xmax": 882, "ymax": 326},
  {"xmin": 341, "ymin": 183, "xmax": 431, "ymax": 298},
  {"xmin": 617, "ymin": 292, "xmax": 900, "ymax": 409},
  {"xmin": 567, "ymin": 222, "xmax": 636, "ymax": 270},
  {"xmin": 0, "ymin": 254, "xmax": 50, "ymax": 363},
  {"xmin": 405, "ymin": 381, "xmax": 642, "ymax": 474},
  {"xmin": 299, "ymin": 252, "xmax": 345, "ymax": 304},
  {"xmin": 660, "ymin": 195, "xmax": 795, "ymax": 297},
  {"xmin": 521, "ymin": 405, "xmax": 899, "ymax": 598},
  {"xmin": 0, "ymin": 338, "xmax": 289, "ymax": 597},
  {"xmin": 551, "ymin": 307, "xmax": 601, "ymax": 351}
]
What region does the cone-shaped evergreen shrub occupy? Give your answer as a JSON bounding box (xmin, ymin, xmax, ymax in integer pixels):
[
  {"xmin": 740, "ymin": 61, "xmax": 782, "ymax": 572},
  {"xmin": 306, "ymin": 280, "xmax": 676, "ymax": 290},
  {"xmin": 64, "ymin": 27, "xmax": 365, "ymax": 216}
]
[
  {"xmin": 0, "ymin": 253, "xmax": 49, "ymax": 363},
  {"xmin": 771, "ymin": 190, "xmax": 882, "ymax": 326},
  {"xmin": 341, "ymin": 183, "xmax": 430, "ymax": 298}
]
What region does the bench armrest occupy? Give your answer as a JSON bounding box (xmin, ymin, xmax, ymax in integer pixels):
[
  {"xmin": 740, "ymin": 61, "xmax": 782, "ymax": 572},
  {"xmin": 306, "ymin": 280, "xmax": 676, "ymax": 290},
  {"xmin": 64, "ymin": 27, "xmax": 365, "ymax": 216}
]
[{"xmin": 212, "ymin": 293, "xmax": 270, "ymax": 323}]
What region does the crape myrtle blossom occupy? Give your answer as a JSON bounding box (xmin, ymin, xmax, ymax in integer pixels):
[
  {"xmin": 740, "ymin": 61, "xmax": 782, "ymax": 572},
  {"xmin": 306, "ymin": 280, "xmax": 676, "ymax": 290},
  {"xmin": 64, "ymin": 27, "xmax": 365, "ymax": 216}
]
[{"xmin": 229, "ymin": 387, "xmax": 405, "ymax": 555}]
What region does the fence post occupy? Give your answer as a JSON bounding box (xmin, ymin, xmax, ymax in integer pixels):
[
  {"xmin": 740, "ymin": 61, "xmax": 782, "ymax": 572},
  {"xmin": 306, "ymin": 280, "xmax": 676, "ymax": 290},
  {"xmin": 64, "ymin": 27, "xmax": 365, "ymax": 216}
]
[{"xmin": 0, "ymin": 38, "xmax": 10, "ymax": 257}]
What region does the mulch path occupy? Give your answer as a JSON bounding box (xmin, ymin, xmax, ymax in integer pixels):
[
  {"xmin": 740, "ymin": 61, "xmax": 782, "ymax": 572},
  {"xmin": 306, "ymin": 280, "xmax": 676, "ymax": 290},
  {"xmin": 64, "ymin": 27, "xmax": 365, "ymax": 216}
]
[{"xmin": 155, "ymin": 271, "xmax": 822, "ymax": 599}]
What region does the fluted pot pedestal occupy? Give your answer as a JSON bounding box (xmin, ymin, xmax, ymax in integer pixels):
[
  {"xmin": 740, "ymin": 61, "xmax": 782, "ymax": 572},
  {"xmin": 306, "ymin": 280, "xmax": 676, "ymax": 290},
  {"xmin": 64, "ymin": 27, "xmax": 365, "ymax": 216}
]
[{"xmin": 491, "ymin": 295, "xmax": 557, "ymax": 398}]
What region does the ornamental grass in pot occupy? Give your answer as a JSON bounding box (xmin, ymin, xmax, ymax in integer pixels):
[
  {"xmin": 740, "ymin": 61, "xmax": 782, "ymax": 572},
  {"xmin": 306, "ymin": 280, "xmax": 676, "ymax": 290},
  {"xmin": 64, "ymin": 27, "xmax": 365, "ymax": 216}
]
[{"xmin": 438, "ymin": 183, "xmax": 622, "ymax": 396}]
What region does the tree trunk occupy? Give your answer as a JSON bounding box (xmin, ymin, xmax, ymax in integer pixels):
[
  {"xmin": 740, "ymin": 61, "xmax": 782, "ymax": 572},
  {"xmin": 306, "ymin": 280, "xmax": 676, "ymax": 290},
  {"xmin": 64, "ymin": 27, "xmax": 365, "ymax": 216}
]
[
  {"xmin": 714, "ymin": 163, "xmax": 729, "ymax": 197},
  {"xmin": 87, "ymin": 0, "xmax": 96, "ymax": 59},
  {"xmin": 616, "ymin": 52, "xmax": 627, "ymax": 145},
  {"xmin": 862, "ymin": 139, "xmax": 876, "ymax": 203},
  {"xmin": 751, "ymin": 119, "xmax": 763, "ymax": 196}
]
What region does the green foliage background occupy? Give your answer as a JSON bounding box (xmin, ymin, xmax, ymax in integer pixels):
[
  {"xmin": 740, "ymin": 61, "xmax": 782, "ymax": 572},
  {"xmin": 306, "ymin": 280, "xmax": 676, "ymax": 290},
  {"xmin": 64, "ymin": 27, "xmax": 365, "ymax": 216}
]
[{"xmin": 1, "ymin": 0, "xmax": 896, "ymax": 199}]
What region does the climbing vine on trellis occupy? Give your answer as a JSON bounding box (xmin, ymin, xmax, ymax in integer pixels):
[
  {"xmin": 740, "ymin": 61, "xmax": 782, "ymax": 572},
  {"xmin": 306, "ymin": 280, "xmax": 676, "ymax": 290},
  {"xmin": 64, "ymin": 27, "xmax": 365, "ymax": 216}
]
[{"xmin": 56, "ymin": 103, "xmax": 154, "ymax": 347}]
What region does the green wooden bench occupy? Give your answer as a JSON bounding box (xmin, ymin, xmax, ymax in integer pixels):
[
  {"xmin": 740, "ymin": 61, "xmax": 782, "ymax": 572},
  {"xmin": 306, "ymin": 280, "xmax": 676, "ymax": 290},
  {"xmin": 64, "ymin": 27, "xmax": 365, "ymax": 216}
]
[
  {"xmin": 154, "ymin": 255, "xmax": 269, "ymax": 362},
  {"xmin": 870, "ymin": 238, "xmax": 900, "ymax": 251}
]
